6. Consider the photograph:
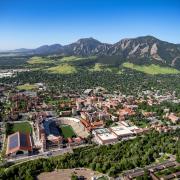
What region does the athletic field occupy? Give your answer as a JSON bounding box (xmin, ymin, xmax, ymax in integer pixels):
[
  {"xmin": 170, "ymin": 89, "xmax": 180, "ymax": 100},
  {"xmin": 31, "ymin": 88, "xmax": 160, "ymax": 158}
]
[
  {"xmin": 59, "ymin": 125, "xmax": 76, "ymax": 138},
  {"xmin": 6, "ymin": 122, "xmax": 32, "ymax": 135}
]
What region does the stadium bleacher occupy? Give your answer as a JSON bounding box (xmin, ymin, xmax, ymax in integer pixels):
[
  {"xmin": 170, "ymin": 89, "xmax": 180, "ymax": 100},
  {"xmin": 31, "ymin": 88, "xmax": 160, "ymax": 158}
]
[
  {"xmin": 43, "ymin": 117, "xmax": 60, "ymax": 137},
  {"xmin": 58, "ymin": 117, "xmax": 89, "ymax": 138}
]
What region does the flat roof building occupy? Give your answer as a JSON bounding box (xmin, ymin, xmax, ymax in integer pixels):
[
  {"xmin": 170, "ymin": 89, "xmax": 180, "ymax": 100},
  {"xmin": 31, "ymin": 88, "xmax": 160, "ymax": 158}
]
[
  {"xmin": 110, "ymin": 126, "xmax": 133, "ymax": 138},
  {"xmin": 93, "ymin": 128, "xmax": 118, "ymax": 145}
]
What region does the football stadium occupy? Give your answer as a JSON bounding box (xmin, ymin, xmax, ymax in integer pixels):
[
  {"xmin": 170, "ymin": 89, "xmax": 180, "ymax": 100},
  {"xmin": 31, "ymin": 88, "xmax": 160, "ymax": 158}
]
[
  {"xmin": 57, "ymin": 117, "xmax": 89, "ymax": 138},
  {"xmin": 35, "ymin": 116, "xmax": 89, "ymax": 151},
  {"xmin": 43, "ymin": 118, "xmax": 60, "ymax": 137}
]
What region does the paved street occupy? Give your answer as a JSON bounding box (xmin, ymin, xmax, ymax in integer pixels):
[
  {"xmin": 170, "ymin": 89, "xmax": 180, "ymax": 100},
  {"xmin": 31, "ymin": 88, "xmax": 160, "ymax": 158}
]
[
  {"xmin": 6, "ymin": 146, "xmax": 73, "ymax": 163},
  {"xmin": 5, "ymin": 143, "xmax": 91, "ymax": 163}
]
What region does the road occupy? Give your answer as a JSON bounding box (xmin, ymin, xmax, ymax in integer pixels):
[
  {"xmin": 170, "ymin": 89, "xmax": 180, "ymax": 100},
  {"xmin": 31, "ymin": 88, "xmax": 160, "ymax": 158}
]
[
  {"xmin": 6, "ymin": 147, "xmax": 73, "ymax": 163},
  {"xmin": 122, "ymin": 159, "xmax": 178, "ymax": 178},
  {"xmin": 5, "ymin": 143, "xmax": 92, "ymax": 163}
]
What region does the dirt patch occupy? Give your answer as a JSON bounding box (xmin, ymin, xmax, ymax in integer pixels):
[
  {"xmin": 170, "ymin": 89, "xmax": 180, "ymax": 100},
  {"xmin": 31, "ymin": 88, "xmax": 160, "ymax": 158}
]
[{"xmin": 37, "ymin": 168, "xmax": 104, "ymax": 180}]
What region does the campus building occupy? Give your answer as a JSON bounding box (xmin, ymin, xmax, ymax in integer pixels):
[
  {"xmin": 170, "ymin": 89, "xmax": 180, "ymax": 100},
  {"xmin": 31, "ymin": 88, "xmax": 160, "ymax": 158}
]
[
  {"xmin": 110, "ymin": 125, "xmax": 134, "ymax": 138},
  {"xmin": 92, "ymin": 128, "xmax": 118, "ymax": 145},
  {"xmin": 6, "ymin": 132, "xmax": 32, "ymax": 156}
]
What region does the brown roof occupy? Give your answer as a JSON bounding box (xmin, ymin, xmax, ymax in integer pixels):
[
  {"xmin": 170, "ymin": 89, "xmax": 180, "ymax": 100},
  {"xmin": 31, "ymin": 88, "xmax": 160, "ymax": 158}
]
[
  {"xmin": 81, "ymin": 119, "xmax": 90, "ymax": 127},
  {"xmin": 91, "ymin": 120, "xmax": 104, "ymax": 127}
]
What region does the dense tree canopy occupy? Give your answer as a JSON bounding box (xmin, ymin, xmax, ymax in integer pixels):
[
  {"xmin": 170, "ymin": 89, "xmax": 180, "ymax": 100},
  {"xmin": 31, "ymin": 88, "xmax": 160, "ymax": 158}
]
[
  {"xmin": 0, "ymin": 130, "xmax": 179, "ymax": 179},
  {"xmin": 1, "ymin": 69, "xmax": 180, "ymax": 97}
]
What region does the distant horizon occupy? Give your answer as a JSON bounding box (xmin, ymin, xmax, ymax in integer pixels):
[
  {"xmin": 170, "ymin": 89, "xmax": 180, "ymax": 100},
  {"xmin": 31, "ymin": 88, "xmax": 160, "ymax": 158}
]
[
  {"xmin": 1, "ymin": 34, "xmax": 180, "ymax": 51},
  {"xmin": 0, "ymin": 0, "xmax": 180, "ymax": 49}
]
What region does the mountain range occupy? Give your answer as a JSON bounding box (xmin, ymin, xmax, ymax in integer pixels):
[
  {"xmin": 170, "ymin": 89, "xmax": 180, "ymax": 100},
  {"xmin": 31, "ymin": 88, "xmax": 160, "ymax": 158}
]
[{"xmin": 2, "ymin": 36, "xmax": 180, "ymax": 69}]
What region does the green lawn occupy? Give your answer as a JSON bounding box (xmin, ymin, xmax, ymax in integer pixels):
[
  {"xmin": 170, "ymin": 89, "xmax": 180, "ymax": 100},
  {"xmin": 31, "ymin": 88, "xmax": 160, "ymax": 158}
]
[
  {"xmin": 16, "ymin": 83, "xmax": 38, "ymax": 90},
  {"xmin": 122, "ymin": 62, "xmax": 180, "ymax": 75},
  {"xmin": 89, "ymin": 63, "xmax": 104, "ymax": 72},
  {"xmin": 89, "ymin": 63, "xmax": 122, "ymax": 74},
  {"xmin": 6, "ymin": 122, "xmax": 32, "ymax": 135},
  {"xmin": 60, "ymin": 56, "xmax": 96, "ymax": 62},
  {"xmin": 27, "ymin": 56, "xmax": 51, "ymax": 64},
  {"xmin": 89, "ymin": 63, "xmax": 115, "ymax": 72},
  {"xmin": 59, "ymin": 125, "xmax": 76, "ymax": 138},
  {"xmin": 47, "ymin": 64, "xmax": 77, "ymax": 74}
]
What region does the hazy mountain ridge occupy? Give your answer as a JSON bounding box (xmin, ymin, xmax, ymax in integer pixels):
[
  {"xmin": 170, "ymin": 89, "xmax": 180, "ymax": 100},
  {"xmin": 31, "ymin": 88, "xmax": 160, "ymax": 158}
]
[{"xmin": 2, "ymin": 36, "xmax": 180, "ymax": 69}]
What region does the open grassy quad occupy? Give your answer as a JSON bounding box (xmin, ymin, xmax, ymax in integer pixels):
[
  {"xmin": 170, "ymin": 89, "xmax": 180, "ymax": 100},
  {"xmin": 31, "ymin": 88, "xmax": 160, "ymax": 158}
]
[
  {"xmin": 59, "ymin": 125, "xmax": 76, "ymax": 138},
  {"xmin": 47, "ymin": 64, "xmax": 77, "ymax": 74},
  {"xmin": 16, "ymin": 83, "xmax": 38, "ymax": 90},
  {"xmin": 6, "ymin": 122, "xmax": 32, "ymax": 135},
  {"xmin": 123, "ymin": 62, "xmax": 180, "ymax": 75}
]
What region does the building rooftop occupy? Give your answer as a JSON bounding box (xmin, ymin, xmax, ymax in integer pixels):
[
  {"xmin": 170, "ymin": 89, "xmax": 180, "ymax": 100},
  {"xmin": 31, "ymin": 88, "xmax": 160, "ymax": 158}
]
[
  {"xmin": 94, "ymin": 128, "xmax": 110, "ymax": 134},
  {"xmin": 97, "ymin": 132, "xmax": 118, "ymax": 141},
  {"xmin": 94, "ymin": 128, "xmax": 118, "ymax": 141},
  {"xmin": 127, "ymin": 126, "xmax": 139, "ymax": 131},
  {"xmin": 110, "ymin": 126, "xmax": 133, "ymax": 136},
  {"xmin": 6, "ymin": 131, "xmax": 32, "ymax": 155}
]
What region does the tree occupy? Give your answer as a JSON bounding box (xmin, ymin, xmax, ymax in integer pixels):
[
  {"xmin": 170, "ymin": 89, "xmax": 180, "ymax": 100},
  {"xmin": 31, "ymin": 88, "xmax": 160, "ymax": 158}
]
[
  {"xmin": 176, "ymin": 142, "xmax": 180, "ymax": 163},
  {"xmin": 108, "ymin": 166, "xmax": 116, "ymax": 177},
  {"xmin": 90, "ymin": 162, "xmax": 96, "ymax": 170},
  {"xmin": 71, "ymin": 173, "xmax": 78, "ymax": 180},
  {"xmin": 95, "ymin": 163, "xmax": 102, "ymax": 172}
]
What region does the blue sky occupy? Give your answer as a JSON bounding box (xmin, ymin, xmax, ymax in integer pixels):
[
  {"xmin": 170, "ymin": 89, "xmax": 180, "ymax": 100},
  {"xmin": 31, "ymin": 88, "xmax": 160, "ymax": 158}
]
[{"xmin": 0, "ymin": 0, "xmax": 180, "ymax": 50}]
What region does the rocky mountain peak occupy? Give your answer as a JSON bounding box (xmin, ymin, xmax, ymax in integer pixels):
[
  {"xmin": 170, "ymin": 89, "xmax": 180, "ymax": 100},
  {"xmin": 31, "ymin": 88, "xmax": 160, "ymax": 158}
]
[{"xmin": 2, "ymin": 36, "xmax": 180, "ymax": 69}]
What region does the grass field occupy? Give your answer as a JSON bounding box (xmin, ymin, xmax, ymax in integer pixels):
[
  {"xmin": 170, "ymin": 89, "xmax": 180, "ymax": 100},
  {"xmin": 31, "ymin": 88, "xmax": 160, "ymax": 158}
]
[
  {"xmin": 60, "ymin": 56, "xmax": 96, "ymax": 63},
  {"xmin": 47, "ymin": 64, "xmax": 77, "ymax": 74},
  {"xmin": 7, "ymin": 122, "xmax": 32, "ymax": 135},
  {"xmin": 16, "ymin": 83, "xmax": 38, "ymax": 90},
  {"xmin": 59, "ymin": 125, "xmax": 76, "ymax": 138},
  {"xmin": 60, "ymin": 56, "xmax": 83, "ymax": 62},
  {"xmin": 27, "ymin": 56, "xmax": 51, "ymax": 64},
  {"xmin": 89, "ymin": 63, "xmax": 114, "ymax": 72},
  {"xmin": 89, "ymin": 63, "xmax": 103, "ymax": 71},
  {"xmin": 89, "ymin": 63, "xmax": 123, "ymax": 74},
  {"xmin": 28, "ymin": 56, "xmax": 96, "ymax": 65},
  {"xmin": 122, "ymin": 62, "xmax": 180, "ymax": 75}
]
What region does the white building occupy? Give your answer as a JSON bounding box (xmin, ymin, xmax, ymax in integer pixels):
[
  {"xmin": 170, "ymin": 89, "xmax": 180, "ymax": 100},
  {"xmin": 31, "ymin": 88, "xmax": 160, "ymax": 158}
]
[
  {"xmin": 110, "ymin": 125, "xmax": 134, "ymax": 138},
  {"xmin": 93, "ymin": 128, "xmax": 118, "ymax": 145}
]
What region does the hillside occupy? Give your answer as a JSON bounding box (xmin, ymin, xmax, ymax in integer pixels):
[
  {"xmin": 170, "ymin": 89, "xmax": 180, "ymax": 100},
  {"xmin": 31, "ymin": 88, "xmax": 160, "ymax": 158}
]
[
  {"xmin": 24, "ymin": 55, "xmax": 180, "ymax": 75},
  {"xmin": 1, "ymin": 36, "xmax": 180, "ymax": 70}
]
